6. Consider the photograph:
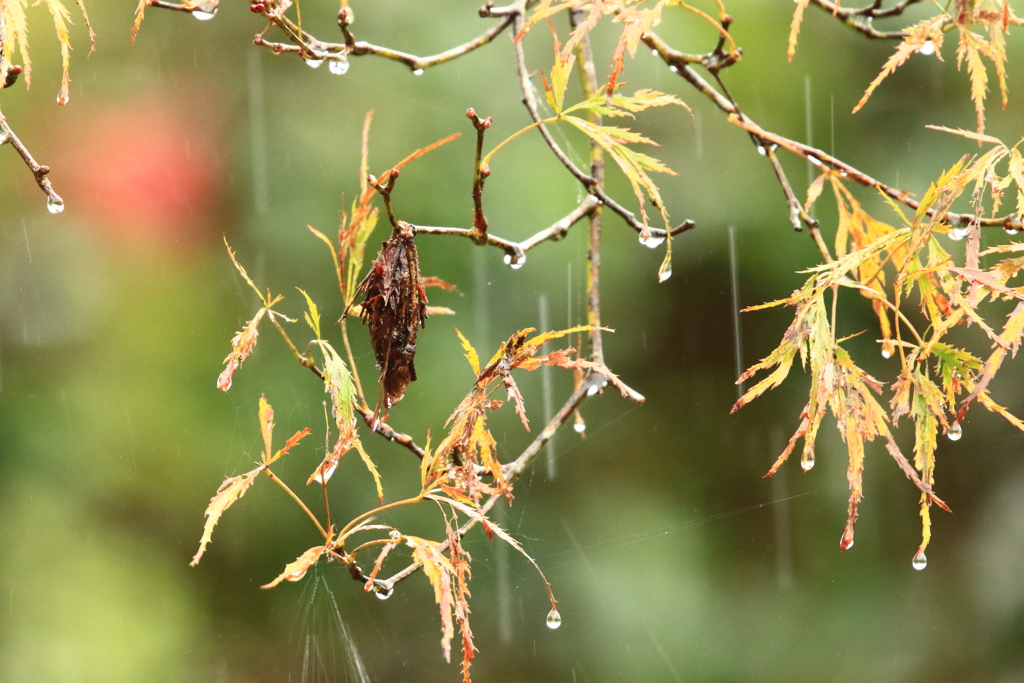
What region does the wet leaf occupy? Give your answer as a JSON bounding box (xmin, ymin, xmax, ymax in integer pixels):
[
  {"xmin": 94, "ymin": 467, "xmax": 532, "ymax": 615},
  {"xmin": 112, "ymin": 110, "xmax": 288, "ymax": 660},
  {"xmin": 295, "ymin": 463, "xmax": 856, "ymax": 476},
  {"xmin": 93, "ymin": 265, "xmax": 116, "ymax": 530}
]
[{"xmin": 354, "ymin": 220, "xmax": 428, "ymax": 421}]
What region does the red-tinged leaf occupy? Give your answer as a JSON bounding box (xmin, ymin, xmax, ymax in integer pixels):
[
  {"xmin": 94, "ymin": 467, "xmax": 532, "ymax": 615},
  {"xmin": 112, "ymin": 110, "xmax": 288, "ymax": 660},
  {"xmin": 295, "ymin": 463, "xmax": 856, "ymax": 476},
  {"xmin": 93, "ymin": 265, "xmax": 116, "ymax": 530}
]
[
  {"xmin": 259, "ymin": 395, "xmax": 274, "ymax": 463},
  {"xmin": 260, "ymin": 544, "xmax": 327, "ymax": 589},
  {"xmin": 853, "ymin": 16, "xmax": 947, "ymax": 115},
  {"xmin": 421, "ymin": 276, "xmax": 458, "ymax": 292},
  {"xmin": 406, "ymin": 535, "xmax": 457, "ymax": 662},
  {"xmin": 191, "ymin": 464, "xmax": 263, "ymax": 566},
  {"xmin": 224, "ymin": 238, "xmax": 270, "ymax": 304},
  {"xmin": 261, "ymin": 543, "xmax": 328, "ymax": 589},
  {"xmin": 217, "ymin": 309, "xmax": 266, "ymax": 391}
]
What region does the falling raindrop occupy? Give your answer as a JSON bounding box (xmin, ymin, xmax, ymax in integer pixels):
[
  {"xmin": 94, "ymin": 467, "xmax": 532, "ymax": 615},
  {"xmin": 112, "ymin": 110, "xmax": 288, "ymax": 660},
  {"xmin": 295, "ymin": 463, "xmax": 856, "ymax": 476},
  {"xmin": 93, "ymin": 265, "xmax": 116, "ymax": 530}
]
[
  {"xmin": 639, "ymin": 231, "xmax": 665, "ymax": 249},
  {"xmin": 912, "ymin": 551, "xmax": 927, "ymax": 571},
  {"xmin": 329, "ymin": 57, "xmax": 350, "ymax": 75},
  {"xmin": 800, "ymin": 453, "xmax": 814, "ymax": 472},
  {"xmin": 413, "ymin": 68, "xmax": 425, "ymax": 76},
  {"xmin": 949, "ymin": 227, "xmax": 968, "ymax": 241},
  {"xmin": 546, "ymin": 609, "xmax": 562, "ymax": 630},
  {"xmin": 46, "ymin": 196, "xmax": 65, "ymax": 214},
  {"xmin": 919, "ymin": 40, "xmax": 936, "ymax": 56},
  {"xmin": 503, "ymin": 253, "xmax": 526, "ymax": 269},
  {"xmin": 375, "ymin": 585, "xmax": 393, "ymax": 601},
  {"xmin": 947, "ymin": 422, "xmax": 962, "ymax": 441},
  {"xmin": 305, "ymin": 58, "xmax": 324, "ymax": 69}
]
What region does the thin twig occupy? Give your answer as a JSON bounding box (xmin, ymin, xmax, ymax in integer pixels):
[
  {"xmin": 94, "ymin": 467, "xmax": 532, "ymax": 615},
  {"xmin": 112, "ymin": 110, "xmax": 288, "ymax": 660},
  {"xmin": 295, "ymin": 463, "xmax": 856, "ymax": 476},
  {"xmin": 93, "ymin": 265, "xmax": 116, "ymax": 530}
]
[{"xmin": 0, "ymin": 108, "xmax": 64, "ymax": 210}]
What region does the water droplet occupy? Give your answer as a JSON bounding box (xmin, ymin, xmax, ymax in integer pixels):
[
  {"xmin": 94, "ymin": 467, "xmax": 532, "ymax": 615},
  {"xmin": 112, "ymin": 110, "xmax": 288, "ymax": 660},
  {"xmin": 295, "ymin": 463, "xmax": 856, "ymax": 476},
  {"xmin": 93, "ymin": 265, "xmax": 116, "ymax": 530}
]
[
  {"xmin": 0, "ymin": 129, "xmax": 9, "ymax": 145},
  {"xmin": 919, "ymin": 40, "xmax": 936, "ymax": 56},
  {"xmin": 413, "ymin": 68, "xmax": 425, "ymax": 76},
  {"xmin": 1005, "ymin": 227, "xmax": 1020, "ymax": 236},
  {"xmin": 650, "ymin": 48, "xmax": 658, "ymax": 57},
  {"xmin": 192, "ymin": 3, "xmax": 218, "ymax": 20},
  {"xmin": 573, "ymin": 422, "xmax": 586, "ymax": 433},
  {"xmin": 949, "ymin": 227, "xmax": 968, "ymax": 241},
  {"xmin": 881, "ymin": 348, "xmax": 892, "ymax": 359},
  {"xmin": 46, "ymin": 196, "xmax": 65, "ymax": 214},
  {"xmin": 305, "ymin": 58, "xmax": 324, "ymax": 69},
  {"xmin": 329, "ymin": 57, "xmax": 350, "ymax": 75},
  {"xmin": 807, "ymin": 154, "xmax": 822, "ymax": 167},
  {"xmin": 658, "ymin": 262, "xmax": 672, "ymax": 282},
  {"xmin": 503, "ymin": 252, "xmax": 526, "ymax": 269},
  {"xmin": 546, "ymin": 608, "xmax": 562, "ymax": 629},
  {"xmin": 668, "ymin": 65, "xmax": 678, "ymax": 74},
  {"xmin": 947, "ymin": 422, "xmax": 962, "ymax": 441},
  {"xmin": 912, "ymin": 551, "xmax": 927, "ymax": 570},
  {"xmin": 839, "ymin": 529, "xmax": 854, "ymax": 551},
  {"xmin": 586, "ymin": 384, "xmax": 600, "ymax": 397},
  {"xmin": 789, "ymin": 206, "xmax": 802, "ymax": 230},
  {"xmin": 757, "ymin": 146, "xmax": 767, "ymax": 156},
  {"xmin": 375, "ymin": 585, "xmax": 394, "ymax": 600},
  {"xmin": 56, "ymin": 92, "xmax": 69, "ymax": 106},
  {"xmin": 800, "ymin": 453, "xmax": 815, "ymax": 472},
  {"xmin": 639, "ymin": 231, "xmax": 665, "ymax": 249}
]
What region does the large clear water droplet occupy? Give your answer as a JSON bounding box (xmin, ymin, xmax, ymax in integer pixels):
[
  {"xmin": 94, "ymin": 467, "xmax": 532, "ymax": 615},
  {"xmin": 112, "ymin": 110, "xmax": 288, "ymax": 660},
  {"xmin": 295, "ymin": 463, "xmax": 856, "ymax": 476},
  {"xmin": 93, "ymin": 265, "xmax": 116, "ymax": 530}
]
[
  {"xmin": 573, "ymin": 421, "xmax": 586, "ymax": 433},
  {"xmin": 919, "ymin": 40, "xmax": 936, "ymax": 56},
  {"xmin": 1005, "ymin": 227, "xmax": 1020, "ymax": 236},
  {"xmin": 546, "ymin": 608, "xmax": 562, "ymax": 629},
  {"xmin": 658, "ymin": 262, "xmax": 672, "ymax": 283},
  {"xmin": 912, "ymin": 551, "xmax": 927, "ymax": 571},
  {"xmin": 56, "ymin": 92, "xmax": 69, "ymax": 106},
  {"xmin": 881, "ymin": 348, "xmax": 892, "ymax": 359},
  {"xmin": 192, "ymin": 3, "xmax": 218, "ymax": 20},
  {"xmin": 375, "ymin": 585, "xmax": 394, "ymax": 601},
  {"xmin": 305, "ymin": 58, "xmax": 324, "ymax": 69},
  {"xmin": 947, "ymin": 422, "xmax": 962, "ymax": 441},
  {"xmin": 46, "ymin": 196, "xmax": 65, "ymax": 214},
  {"xmin": 503, "ymin": 252, "xmax": 526, "ymax": 270},
  {"xmin": 949, "ymin": 227, "xmax": 968, "ymax": 241},
  {"xmin": 639, "ymin": 231, "xmax": 665, "ymax": 249},
  {"xmin": 413, "ymin": 68, "xmax": 425, "ymax": 76},
  {"xmin": 800, "ymin": 453, "xmax": 815, "ymax": 472},
  {"xmin": 329, "ymin": 57, "xmax": 350, "ymax": 75}
]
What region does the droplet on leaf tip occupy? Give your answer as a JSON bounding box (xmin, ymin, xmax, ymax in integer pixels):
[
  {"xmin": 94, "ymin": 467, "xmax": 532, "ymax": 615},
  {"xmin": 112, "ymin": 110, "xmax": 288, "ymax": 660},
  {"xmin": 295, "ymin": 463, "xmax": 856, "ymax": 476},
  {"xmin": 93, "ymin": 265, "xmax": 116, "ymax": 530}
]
[
  {"xmin": 1005, "ymin": 227, "xmax": 1020, "ymax": 236},
  {"xmin": 918, "ymin": 40, "xmax": 936, "ymax": 56},
  {"xmin": 881, "ymin": 348, "xmax": 892, "ymax": 359},
  {"xmin": 305, "ymin": 58, "xmax": 324, "ymax": 69},
  {"xmin": 413, "ymin": 68, "xmax": 425, "ymax": 76},
  {"xmin": 949, "ymin": 227, "xmax": 968, "ymax": 241},
  {"xmin": 800, "ymin": 454, "xmax": 814, "ymax": 472},
  {"xmin": 912, "ymin": 551, "xmax": 927, "ymax": 571},
  {"xmin": 947, "ymin": 422, "xmax": 962, "ymax": 441},
  {"xmin": 546, "ymin": 609, "xmax": 562, "ymax": 629},
  {"xmin": 375, "ymin": 585, "xmax": 394, "ymax": 600},
  {"xmin": 573, "ymin": 422, "xmax": 586, "ymax": 433}
]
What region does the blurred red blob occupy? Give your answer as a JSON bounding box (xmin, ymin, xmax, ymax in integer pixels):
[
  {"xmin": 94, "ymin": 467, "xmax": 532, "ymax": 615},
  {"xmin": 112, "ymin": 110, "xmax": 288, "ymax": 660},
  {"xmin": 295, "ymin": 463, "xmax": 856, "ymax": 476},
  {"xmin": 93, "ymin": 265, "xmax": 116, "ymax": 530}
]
[{"xmin": 57, "ymin": 90, "xmax": 225, "ymax": 252}]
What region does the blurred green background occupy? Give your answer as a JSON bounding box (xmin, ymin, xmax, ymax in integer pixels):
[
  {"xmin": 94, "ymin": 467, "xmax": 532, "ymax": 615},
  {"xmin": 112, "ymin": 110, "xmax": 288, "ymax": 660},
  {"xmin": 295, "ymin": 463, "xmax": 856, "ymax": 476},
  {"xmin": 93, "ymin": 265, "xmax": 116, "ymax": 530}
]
[{"xmin": 2, "ymin": 1, "xmax": 1024, "ymax": 681}]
